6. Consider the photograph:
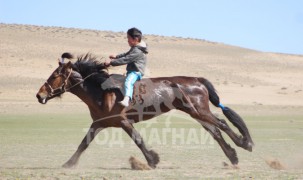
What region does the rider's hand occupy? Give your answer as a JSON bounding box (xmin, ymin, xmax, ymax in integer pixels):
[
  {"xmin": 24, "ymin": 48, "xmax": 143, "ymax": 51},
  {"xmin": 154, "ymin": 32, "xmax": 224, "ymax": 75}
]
[
  {"xmin": 109, "ymin": 55, "xmax": 116, "ymax": 59},
  {"xmin": 104, "ymin": 59, "xmax": 111, "ymax": 66}
]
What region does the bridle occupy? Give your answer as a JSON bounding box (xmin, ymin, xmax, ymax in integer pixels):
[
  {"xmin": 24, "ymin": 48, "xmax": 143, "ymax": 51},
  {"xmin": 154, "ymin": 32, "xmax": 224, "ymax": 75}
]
[
  {"xmin": 44, "ymin": 69, "xmax": 98, "ymax": 98},
  {"xmin": 44, "ymin": 68, "xmax": 73, "ymax": 97}
]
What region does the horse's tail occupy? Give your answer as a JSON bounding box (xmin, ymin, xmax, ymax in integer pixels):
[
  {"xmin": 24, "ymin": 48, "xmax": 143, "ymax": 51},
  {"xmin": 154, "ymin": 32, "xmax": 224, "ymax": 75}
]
[{"xmin": 199, "ymin": 78, "xmax": 254, "ymax": 150}]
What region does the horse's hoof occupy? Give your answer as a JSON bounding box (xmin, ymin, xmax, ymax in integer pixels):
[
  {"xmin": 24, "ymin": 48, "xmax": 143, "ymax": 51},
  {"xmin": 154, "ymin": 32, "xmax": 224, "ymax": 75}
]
[
  {"xmin": 62, "ymin": 162, "xmax": 76, "ymax": 169},
  {"xmin": 230, "ymin": 157, "xmax": 239, "ymax": 166},
  {"xmin": 245, "ymin": 141, "xmax": 254, "ymax": 152},
  {"xmin": 147, "ymin": 150, "xmax": 160, "ymax": 168},
  {"xmin": 148, "ymin": 163, "xmax": 157, "ymax": 169}
]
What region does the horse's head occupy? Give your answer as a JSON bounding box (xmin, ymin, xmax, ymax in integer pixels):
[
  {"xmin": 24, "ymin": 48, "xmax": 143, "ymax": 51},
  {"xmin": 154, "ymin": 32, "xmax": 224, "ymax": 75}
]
[
  {"xmin": 36, "ymin": 53, "xmax": 74, "ymax": 104},
  {"xmin": 36, "ymin": 52, "xmax": 109, "ymax": 104}
]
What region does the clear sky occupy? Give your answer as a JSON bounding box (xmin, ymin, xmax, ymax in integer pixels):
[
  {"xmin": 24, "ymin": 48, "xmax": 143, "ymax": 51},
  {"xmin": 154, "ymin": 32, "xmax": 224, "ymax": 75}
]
[{"xmin": 1, "ymin": 0, "xmax": 303, "ymax": 55}]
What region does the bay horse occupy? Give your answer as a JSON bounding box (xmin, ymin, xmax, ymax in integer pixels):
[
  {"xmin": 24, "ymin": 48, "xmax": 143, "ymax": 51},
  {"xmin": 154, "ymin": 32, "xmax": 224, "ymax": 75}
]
[{"xmin": 36, "ymin": 53, "xmax": 254, "ymax": 169}]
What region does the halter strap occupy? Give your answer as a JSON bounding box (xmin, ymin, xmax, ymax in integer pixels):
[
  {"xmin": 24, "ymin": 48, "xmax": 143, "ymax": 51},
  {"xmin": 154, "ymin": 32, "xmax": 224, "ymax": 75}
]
[
  {"xmin": 64, "ymin": 72, "xmax": 97, "ymax": 91},
  {"xmin": 45, "ymin": 69, "xmax": 73, "ymax": 96}
]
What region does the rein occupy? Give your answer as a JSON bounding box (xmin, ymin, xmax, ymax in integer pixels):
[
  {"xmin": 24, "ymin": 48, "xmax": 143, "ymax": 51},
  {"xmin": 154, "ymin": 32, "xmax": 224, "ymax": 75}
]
[
  {"xmin": 45, "ymin": 69, "xmax": 97, "ymax": 97},
  {"xmin": 65, "ymin": 72, "xmax": 98, "ymax": 91}
]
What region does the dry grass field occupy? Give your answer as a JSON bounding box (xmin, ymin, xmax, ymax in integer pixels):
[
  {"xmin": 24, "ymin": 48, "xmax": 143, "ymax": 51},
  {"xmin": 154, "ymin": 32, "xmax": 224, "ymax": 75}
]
[{"xmin": 0, "ymin": 23, "xmax": 303, "ymax": 179}]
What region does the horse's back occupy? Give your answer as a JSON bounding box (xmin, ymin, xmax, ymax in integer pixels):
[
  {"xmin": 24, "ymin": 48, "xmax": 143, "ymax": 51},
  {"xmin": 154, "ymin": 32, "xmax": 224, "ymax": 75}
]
[{"xmin": 141, "ymin": 76, "xmax": 204, "ymax": 86}]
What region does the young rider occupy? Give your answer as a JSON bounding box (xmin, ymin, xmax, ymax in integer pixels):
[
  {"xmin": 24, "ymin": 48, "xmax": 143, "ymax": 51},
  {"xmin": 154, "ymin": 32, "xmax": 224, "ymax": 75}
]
[{"xmin": 105, "ymin": 27, "xmax": 148, "ymax": 107}]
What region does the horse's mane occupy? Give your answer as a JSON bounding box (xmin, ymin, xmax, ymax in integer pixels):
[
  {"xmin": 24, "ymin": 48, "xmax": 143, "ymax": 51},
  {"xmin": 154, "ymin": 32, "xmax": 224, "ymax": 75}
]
[{"xmin": 62, "ymin": 52, "xmax": 109, "ymax": 84}]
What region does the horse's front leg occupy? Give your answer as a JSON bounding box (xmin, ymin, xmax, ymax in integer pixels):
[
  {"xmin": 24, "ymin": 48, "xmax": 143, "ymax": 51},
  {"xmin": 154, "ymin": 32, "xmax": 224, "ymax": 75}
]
[
  {"xmin": 62, "ymin": 122, "xmax": 104, "ymax": 168},
  {"xmin": 121, "ymin": 119, "xmax": 160, "ymax": 169}
]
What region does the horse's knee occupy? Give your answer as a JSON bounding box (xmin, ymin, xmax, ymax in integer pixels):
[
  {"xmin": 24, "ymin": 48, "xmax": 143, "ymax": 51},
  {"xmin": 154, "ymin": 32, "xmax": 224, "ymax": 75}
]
[{"xmin": 211, "ymin": 128, "xmax": 222, "ymax": 140}]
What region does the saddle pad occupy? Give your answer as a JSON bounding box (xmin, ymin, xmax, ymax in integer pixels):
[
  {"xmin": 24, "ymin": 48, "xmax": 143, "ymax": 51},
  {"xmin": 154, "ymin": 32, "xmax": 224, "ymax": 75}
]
[{"xmin": 101, "ymin": 74, "xmax": 126, "ymax": 91}]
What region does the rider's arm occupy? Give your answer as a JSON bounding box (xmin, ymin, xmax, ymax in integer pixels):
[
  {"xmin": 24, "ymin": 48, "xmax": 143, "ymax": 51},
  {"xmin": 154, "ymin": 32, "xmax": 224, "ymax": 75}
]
[{"xmin": 110, "ymin": 47, "xmax": 140, "ymax": 66}]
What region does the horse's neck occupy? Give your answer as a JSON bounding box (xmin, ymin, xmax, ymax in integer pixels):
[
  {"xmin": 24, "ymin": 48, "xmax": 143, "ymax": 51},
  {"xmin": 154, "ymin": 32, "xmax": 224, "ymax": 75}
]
[
  {"xmin": 69, "ymin": 83, "xmax": 125, "ymax": 122},
  {"xmin": 69, "ymin": 81, "xmax": 102, "ymax": 113}
]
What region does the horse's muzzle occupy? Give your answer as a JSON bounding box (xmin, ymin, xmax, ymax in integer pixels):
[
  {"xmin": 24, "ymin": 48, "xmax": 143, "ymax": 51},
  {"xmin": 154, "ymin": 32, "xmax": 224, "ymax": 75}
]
[{"xmin": 36, "ymin": 93, "xmax": 48, "ymax": 104}]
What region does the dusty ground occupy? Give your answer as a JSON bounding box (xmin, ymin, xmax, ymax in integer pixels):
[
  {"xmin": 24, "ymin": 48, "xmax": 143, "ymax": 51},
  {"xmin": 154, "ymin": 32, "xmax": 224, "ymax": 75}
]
[{"xmin": 0, "ymin": 23, "xmax": 303, "ymax": 179}]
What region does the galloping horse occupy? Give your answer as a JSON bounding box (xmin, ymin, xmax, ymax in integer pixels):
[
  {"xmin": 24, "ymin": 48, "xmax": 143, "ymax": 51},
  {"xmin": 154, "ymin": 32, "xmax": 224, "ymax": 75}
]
[{"xmin": 36, "ymin": 53, "xmax": 254, "ymax": 168}]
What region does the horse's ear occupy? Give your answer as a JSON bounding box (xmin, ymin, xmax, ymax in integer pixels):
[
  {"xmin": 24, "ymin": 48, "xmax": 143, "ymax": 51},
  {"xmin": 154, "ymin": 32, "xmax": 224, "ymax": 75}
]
[
  {"xmin": 58, "ymin": 58, "xmax": 64, "ymax": 66},
  {"xmin": 65, "ymin": 61, "xmax": 72, "ymax": 69}
]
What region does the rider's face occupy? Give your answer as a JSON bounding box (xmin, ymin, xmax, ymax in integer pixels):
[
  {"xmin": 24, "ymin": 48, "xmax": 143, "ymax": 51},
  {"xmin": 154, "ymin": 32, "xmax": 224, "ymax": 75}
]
[{"xmin": 127, "ymin": 34, "xmax": 139, "ymax": 47}]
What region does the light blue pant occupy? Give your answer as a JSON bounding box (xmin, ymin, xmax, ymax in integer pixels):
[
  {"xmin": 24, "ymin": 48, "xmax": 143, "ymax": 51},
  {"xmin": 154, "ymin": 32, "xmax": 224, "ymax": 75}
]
[{"xmin": 124, "ymin": 71, "xmax": 142, "ymax": 99}]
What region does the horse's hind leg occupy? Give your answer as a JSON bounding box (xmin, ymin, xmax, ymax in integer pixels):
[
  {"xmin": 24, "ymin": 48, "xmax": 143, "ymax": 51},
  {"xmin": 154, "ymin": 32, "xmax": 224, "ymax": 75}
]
[
  {"xmin": 62, "ymin": 122, "xmax": 104, "ymax": 168},
  {"xmin": 121, "ymin": 119, "xmax": 160, "ymax": 169},
  {"xmin": 194, "ymin": 106, "xmax": 252, "ymax": 152},
  {"xmin": 175, "ymin": 98, "xmax": 238, "ymax": 164},
  {"xmin": 175, "ymin": 84, "xmax": 251, "ymax": 151},
  {"xmin": 200, "ymin": 122, "xmax": 238, "ymax": 165},
  {"xmin": 212, "ymin": 116, "xmax": 253, "ymax": 151},
  {"xmin": 194, "ymin": 109, "xmax": 251, "ymax": 151},
  {"xmin": 173, "ymin": 86, "xmax": 238, "ymax": 164}
]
